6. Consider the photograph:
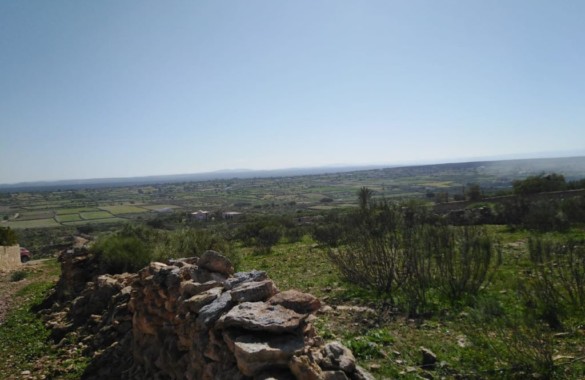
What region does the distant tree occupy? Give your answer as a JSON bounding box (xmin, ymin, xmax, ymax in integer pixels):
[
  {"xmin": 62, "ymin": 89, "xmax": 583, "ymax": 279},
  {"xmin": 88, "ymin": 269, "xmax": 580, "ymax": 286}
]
[
  {"xmin": 466, "ymin": 183, "xmax": 482, "ymax": 201},
  {"xmin": 358, "ymin": 186, "xmax": 374, "ymax": 210},
  {"xmin": 435, "ymin": 191, "xmax": 449, "ymax": 204},
  {"xmin": 513, "ymin": 173, "xmax": 567, "ymax": 195},
  {"xmin": 0, "ymin": 227, "xmax": 18, "ymax": 246}
]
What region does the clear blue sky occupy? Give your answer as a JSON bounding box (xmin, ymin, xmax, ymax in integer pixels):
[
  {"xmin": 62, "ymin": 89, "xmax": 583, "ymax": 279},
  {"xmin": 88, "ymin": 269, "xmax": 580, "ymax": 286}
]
[{"xmin": 1, "ymin": 1, "xmax": 584, "ymax": 184}]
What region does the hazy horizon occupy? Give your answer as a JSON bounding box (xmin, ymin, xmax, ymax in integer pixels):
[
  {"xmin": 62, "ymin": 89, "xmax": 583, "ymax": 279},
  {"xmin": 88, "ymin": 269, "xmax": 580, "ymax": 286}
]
[
  {"xmin": 2, "ymin": 150, "xmax": 584, "ymax": 187},
  {"xmin": 2, "ymin": 1, "xmax": 584, "ymax": 184}
]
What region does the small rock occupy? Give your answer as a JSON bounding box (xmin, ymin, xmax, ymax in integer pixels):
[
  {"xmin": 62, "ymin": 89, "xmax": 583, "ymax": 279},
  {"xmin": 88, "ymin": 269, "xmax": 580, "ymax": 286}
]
[{"xmin": 420, "ymin": 346, "xmax": 437, "ymax": 370}]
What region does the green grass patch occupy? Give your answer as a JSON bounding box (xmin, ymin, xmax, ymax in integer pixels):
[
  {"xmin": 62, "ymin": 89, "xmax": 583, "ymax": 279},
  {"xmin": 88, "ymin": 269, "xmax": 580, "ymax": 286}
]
[
  {"xmin": 141, "ymin": 204, "xmax": 180, "ymax": 211},
  {"xmin": 6, "ymin": 218, "xmax": 61, "ymax": 229},
  {"xmin": 62, "ymin": 217, "xmax": 127, "ymax": 226},
  {"xmin": 0, "ymin": 282, "xmax": 54, "ymax": 376},
  {"xmin": 238, "ymin": 240, "xmax": 342, "ymax": 298},
  {"xmin": 80, "ymin": 211, "xmax": 114, "ymax": 220},
  {"xmin": 99, "ymin": 205, "xmax": 149, "ymax": 214},
  {"xmin": 55, "ymin": 214, "xmax": 83, "ymax": 223},
  {"xmin": 56, "ymin": 208, "xmax": 100, "ymax": 215}
]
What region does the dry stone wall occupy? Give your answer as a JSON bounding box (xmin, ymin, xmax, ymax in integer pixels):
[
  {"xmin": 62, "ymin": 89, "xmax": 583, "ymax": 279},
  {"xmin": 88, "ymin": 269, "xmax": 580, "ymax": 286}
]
[{"xmin": 43, "ymin": 249, "xmax": 374, "ymax": 380}]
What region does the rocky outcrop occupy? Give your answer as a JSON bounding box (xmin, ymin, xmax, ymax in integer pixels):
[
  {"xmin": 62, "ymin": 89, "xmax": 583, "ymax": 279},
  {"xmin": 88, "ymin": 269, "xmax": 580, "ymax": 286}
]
[{"xmin": 43, "ymin": 249, "xmax": 372, "ymax": 380}]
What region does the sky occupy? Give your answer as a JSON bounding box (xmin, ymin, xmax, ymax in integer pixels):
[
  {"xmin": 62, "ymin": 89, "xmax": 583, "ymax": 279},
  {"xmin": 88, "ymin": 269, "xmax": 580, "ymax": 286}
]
[{"xmin": 1, "ymin": 1, "xmax": 584, "ymax": 184}]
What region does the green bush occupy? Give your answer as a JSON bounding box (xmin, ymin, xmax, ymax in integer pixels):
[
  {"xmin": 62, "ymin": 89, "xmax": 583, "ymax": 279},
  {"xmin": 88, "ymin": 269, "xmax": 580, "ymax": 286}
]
[
  {"xmin": 521, "ymin": 237, "xmax": 585, "ymax": 328},
  {"xmin": 0, "ymin": 226, "xmax": 18, "ymax": 246},
  {"xmin": 328, "ymin": 198, "xmax": 501, "ymax": 314},
  {"xmin": 10, "ymin": 270, "xmax": 28, "ymax": 282}
]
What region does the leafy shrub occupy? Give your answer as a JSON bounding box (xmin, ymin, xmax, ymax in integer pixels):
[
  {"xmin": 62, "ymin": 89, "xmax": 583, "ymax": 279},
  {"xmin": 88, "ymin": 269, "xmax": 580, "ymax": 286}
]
[
  {"xmin": 10, "ymin": 270, "xmax": 28, "ymax": 282},
  {"xmin": 93, "ymin": 235, "xmax": 152, "ymax": 274},
  {"xmin": 521, "ymin": 237, "xmax": 585, "ymax": 327},
  {"xmin": 0, "ymin": 226, "xmax": 18, "ymax": 246},
  {"xmin": 328, "ymin": 199, "xmax": 501, "ymax": 314}
]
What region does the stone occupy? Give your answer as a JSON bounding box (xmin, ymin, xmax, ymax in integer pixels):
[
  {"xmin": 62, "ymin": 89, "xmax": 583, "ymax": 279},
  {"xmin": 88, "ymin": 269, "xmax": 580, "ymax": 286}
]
[
  {"xmin": 254, "ymin": 368, "xmax": 296, "ymax": 380},
  {"xmin": 353, "ymin": 365, "xmax": 376, "ymax": 380},
  {"xmin": 320, "ymin": 342, "xmax": 356, "ymax": 373},
  {"xmin": 322, "ymin": 371, "xmax": 349, "ymax": 380},
  {"xmin": 233, "ymin": 334, "xmax": 305, "ymax": 376},
  {"xmin": 198, "ymin": 250, "xmax": 234, "ymax": 275},
  {"xmin": 197, "ymin": 291, "xmax": 235, "ymax": 329},
  {"xmin": 289, "ymin": 355, "xmax": 324, "ymax": 380},
  {"xmin": 268, "ymin": 290, "xmax": 321, "ymax": 314},
  {"xmin": 420, "ymin": 346, "xmax": 437, "ymax": 370},
  {"xmin": 184, "ymin": 287, "xmax": 223, "ymax": 314},
  {"xmin": 231, "ymin": 280, "xmax": 279, "ymax": 303},
  {"xmin": 224, "ymin": 270, "xmax": 268, "ymax": 290},
  {"xmin": 218, "ymin": 302, "xmax": 306, "ymax": 333}
]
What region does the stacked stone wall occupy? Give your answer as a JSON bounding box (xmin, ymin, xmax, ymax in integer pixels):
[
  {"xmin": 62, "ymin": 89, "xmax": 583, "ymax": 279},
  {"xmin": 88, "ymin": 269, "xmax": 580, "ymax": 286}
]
[
  {"xmin": 0, "ymin": 245, "xmax": 20, "ymax": 270},
  {"xmin": 43, "ymin": 249, "xmax": 373, "ymax": 380}
]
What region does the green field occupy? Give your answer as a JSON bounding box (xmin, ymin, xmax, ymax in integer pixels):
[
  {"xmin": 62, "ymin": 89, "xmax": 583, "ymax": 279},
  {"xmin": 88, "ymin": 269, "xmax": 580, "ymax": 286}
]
[
  {"xmin": 80, "ymin": 211, "xmax": 115, "ymax": 220},
  {"xmin": 5, "ymin": 218, "xmax": 61, "ymax": 229},
  {"xmin": 56, "ymin": 208, "xmax": 100, "ymax": 215},
  {"xmin": 55, "ymin": 214, "xmax": 83, "ymax": 223},
  {"xmin": 62, "ymin": 218, "xmax": 127, "ymax": 226},
  {"xmin": 99, "ymin": 205, "xmax": 149, "ymax": 214}
]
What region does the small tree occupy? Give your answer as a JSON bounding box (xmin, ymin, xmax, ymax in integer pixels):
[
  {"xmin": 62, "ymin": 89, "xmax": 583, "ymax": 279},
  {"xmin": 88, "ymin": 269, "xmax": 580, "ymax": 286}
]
[{"xmin": 0, "ymin": 227, "xmax": 18, "ymax": 246}]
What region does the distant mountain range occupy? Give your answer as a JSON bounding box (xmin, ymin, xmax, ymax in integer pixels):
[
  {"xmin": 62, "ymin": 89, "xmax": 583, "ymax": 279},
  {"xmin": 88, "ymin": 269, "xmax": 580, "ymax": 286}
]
[{"xmin": 2, "ymin": 156, "xmax": 584, "ymax": 192}]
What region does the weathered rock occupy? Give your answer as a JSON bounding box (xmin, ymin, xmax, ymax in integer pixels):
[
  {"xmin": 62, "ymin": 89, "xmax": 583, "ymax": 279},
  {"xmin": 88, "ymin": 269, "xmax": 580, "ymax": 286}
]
[
  {"xmin": 198, "ymin": 250, "xmax": 234, "ymax": 275},
  {"xmin": 268, "ymin": 290, "xmax": 321, "ymax": 314},
  {"xmin": 323, "ymin": 370, "xmax": 349, "ymax": 380},
  {"xmin": 184, "ymin": 287, "xmax": 223, "ymax": 313},
  {"xmin": 233, "ymin": 334, "xmax": 305, "ymax": 376},
  {"xmin": 218, "ymin": 302, "xmax": 306, "ymax": 333},
  {"xmin": 197, "ymin": 291, "xmax": 235, "ymax": 328},
  {"xmin": 225, "ymin": 270, "xmax": 268, "ymax": 290},
  {"xmin": 168, "ymin": 256, "xmax": 199, "ymax": 267},
  {"xmin": 181, "ymin": 280, "xmax": 223, "ymax": 299},
  {"xmin": 289, "ymin": 354, "xmax": 324, "ymax": 380},
  {"xmin": 231, "ymin": 280, "xmax": 279, "ymax": 303},
  {"xmin": 321, "ymin": 342, "xmax": 356, "ymax": 373},
  {"xmin": 353, "ymin": 365, "xmax": 376, "ymax": 380},
  {"xmin": 420, "ymin": 346, "xmax": 437, "ymax": 370}
]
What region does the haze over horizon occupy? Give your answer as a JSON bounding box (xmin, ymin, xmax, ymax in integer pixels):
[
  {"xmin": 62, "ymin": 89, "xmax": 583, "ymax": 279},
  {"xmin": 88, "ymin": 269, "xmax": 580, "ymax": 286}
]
[{"xmin": 2, "ymin": 1, "xmax": 584, "ymax": 184}]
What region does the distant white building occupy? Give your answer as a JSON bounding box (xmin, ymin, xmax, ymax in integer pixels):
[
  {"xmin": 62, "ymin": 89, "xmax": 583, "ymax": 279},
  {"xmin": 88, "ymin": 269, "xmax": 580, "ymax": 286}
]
[
  {"xmin": 192, "ymin": 210, "xmax": 210, "ymax": 221},
  {"xmin": 222, "ymin": 211, "xmax": 242, "ymax": 220}
]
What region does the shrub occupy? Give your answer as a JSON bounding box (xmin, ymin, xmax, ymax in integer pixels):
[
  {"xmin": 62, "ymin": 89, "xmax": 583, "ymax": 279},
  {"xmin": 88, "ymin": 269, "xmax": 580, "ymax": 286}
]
[
  {"xmin": 10, "ymin": 270, "xmax": 28, "ymax": 282},
  {"xmin": 0, "ymin": 226, "xmax": 18, "ymax": 246},
  {"xmin": 328, "ymin": 198, "xmax": 501, "ymax": 313},
  {"xmin": 93, "ymin": 235, "xmax": 152, "ymax": 274},
  {"xmin": 521, "ymin": 237, "xmax": 585, "ymax": 327}
]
